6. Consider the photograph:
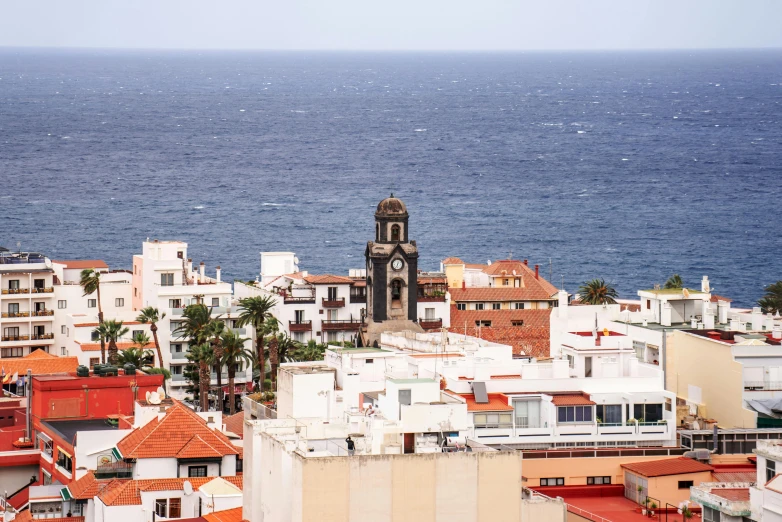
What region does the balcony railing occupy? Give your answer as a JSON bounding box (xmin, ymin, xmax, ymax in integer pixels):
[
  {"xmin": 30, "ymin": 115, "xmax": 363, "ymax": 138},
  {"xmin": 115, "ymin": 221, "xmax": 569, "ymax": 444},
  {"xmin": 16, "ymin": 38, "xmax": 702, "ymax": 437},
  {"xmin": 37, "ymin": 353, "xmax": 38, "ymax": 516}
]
[
  {"xmin": 32, "ymin": 310, "xmax": 54, "ymax": 316},
  {"xmin": 1, "ymin": 312, "xmax": 30, "ymax": 318},
  {"xmin": 30, "ymin": 288, "xmax": 54, "ymax": 294},
  {"xmin": 349, "ymin": 294, "xmax": 367, "ymax": 304},
  {"xmin": 419, "ymin": 317, "xmax": 443, "ymax": 329},
  {"xmin": 289, "ymin": 320, "xmax": 312, "ymax": 332},
  {"xmin": 1, "ymin": 335, "xmax": 30, "ymax": 341},
  {"xmin": 745, "ymin": 381, "xmax": 782, "ymax": 391},
  {"xmin": 418, "ymin": 294, "xmax": 446, "ymax": 302},
  {"xmin": 321, "ymin": 319, "xmax": 363, "ymax": 331},
  {"xmin": 2, "ymin": 289, "xmax": 30, "ymax": 295},
  {"xmin": 95, "ymin": 461, "xmax": 133, "ymax": 479},
  {"xmin": 283, "ymin": 296, "xmax": 315, "ymax": 304},
  {"xmin": 31, "ymin": 333, "xmax": 54, "ymax": 340},
  {"xmin": 322, "ymin": 297, "xmax": 345, "ymax": 308}
]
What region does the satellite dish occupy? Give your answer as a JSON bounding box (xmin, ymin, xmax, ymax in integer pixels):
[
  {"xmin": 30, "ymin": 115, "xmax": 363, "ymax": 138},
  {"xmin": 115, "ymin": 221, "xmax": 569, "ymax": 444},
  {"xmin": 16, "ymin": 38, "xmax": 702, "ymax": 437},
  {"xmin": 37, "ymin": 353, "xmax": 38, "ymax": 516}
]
[
  {"xmin": 512, "ymin": 270, "xmax": 516, "ymax": 276},
  {"xmin": 156, "ymin": 386, "xmax": 166, "ymax": 398},
  {"xmin": 683, "ymin": 288, "xmax": 690, "ymax": 298},
  {"xmin": 183, "ymin": 481, "xmax": 193, "ymax": 496},
  {"xmin": 148, "ymin": 391, "xmax": 162, "ymax": 405},
  {"xmin": 146, "ymin": 391, "xmax": 151, "ymax": 401}
]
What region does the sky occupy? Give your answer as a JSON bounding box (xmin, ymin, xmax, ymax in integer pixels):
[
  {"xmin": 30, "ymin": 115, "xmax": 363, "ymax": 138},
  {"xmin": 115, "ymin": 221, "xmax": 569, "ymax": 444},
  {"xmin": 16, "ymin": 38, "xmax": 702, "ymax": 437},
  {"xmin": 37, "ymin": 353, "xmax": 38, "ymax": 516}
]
[{"xmin": 1, "ymin": 0, "xmax": 781, "ymax": 51}]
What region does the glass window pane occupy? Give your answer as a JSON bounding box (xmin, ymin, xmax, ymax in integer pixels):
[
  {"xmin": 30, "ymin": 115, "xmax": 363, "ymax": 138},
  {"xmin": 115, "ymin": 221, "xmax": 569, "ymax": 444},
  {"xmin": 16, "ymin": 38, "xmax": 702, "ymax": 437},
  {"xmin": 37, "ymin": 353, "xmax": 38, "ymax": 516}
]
[
  {"xmin": 576, "ymin": 407, "xmax": 585, "ymax": 422},
  {"xmin": 584, "ymin": 407, "xmax": 593, "ymax": 422},
  {"xmin": 558, "ymin": 407, "xmax": 567, "ymax": 423},
  {"xmin": 567, "ymin": 407, "xmax": 574, "ymax": 422}
]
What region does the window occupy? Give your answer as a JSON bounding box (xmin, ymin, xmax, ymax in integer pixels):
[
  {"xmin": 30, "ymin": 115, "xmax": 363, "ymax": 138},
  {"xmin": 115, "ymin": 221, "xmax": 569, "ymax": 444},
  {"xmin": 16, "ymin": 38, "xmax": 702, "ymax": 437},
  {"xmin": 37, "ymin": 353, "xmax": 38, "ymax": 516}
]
[
  {"xmin": 132, "ymin": 330, "xmax": 143, "ymax": 338},
  {"xmin": 457, "ymin": 303, "xmax": 466, "ymax": 311},
  {"xmin": 511, "ymin": 320, "xmax": 525, "ymax": 327},
  {"xmin": 475, "ymin": 320, "xmax": 492, "ymax": 327},
  {"xmin": 34, "ymin": 278, "xmax": 45, "ymax": 289},
  {"xmin": 557, "ymin": 406, "xmax": 593, "ymax": 424},
  {"xmin": 646, "ymin": 299, "xmax": 651, "ymax": 310},
  {"xmin": 189, "ymin": 465, "xmax": 207, "ymax": 477},
  {"xmin": 540, "ymin": 478, "xmax": 564, "ymax": 487},
  {"xmin": 767, "ymin": 459, "xmax": 776, "ymax": 483},
  {"xmin": 587, "ymin": 476, "xmax": 611, "ymax": 485},
  {"xmin": 56, "ymin": 449, "xmax": 73, "ymax": 473},
  {"xmin": 155, "ymin": 499, "xmax": 168, "ymax": 518},
  {"xmin": 492, "ymin": 303, "xmax": 501, "ymax": 310},
  {"xmin": 327, "ymin": 287, "xmax": 339, "ymax": 301},
  {"xmin": 424, "ymin": 307, "xmax": 435, "ymax": 320},
  {"xmin": 633, "ymin": 403, "xmax": 663, "ymax": 423},
  {"xmin": 8, "ymin": 303, "xmax": 19, "ymax": 314},
  {"xmin": 3, "ymin": 327, "xmax": 20, "ymax": 340},
  {"xmin": 58, "ymin": 300, "xmax": 67, "ymax": 309},
  {"xmin": 503, "ymin": 279, "xmax": 509, "ymax": 286},
  {"xmin": 172, "ymin": 343, "xmax": 182, "ymax": 353},
  {"xmin": 391, "ymin": 224, "xmax": 400, "ymax": 242},
  {"xmin": 595, "ymin": 405, "xmax": 622, "ymax": 424},
  {"xmin": 703, "ymin": 506, "xmax": 720, "ymax": 522},
  {"xmin": 161, "ymin": 273, "xmax": 174, "ymax": 286},
  {"xmin": 61, "ymin": 325, "xmax": 67, "ymax": 334},
  {"xmin": 1, "ymin": 347, "xmax": 23, "ymax": 358},
  {"xmin": 61, "ymin": 347, "xmax": 67, "ymax": 356},
  {"xmin": 8, "ymin": 280, "xmax": 19, "ymax": 290},
  {"xmin": 566, "ymin": 354, "xmax": 575, "ymax": 368},
  {"xmin": 168, "ymin": 498, "xmax": 181, "ymax": 519},
  {"xmin": 513, "ymin": 400, "xmax": 541, "ymax": 429},
  {"xmin": 87, "ymin": 299, "xmax": 96, "ymax": 308},
  {"xmin": 475, "ymin": 303, "xmax": 485, "ymax": 311},
  {"xmin": 365, "ymin": 359, "xmax": 374, "ymax": 364},
  {"xmin": 678, "ymin": 480, "xmax": 694, "ymax": 489},
  {"xmin": 89, "ymin": 358, "xmax": 99, "ymax": 368},
  {"xmin": 91, "ymin": 330, "xmax": 100, "ymax": 341},
  {"xmin": 172, "ymin": 365, "xmax": 183, "ymax": 375},
  {"xmin": 473, "ymin": 412, "xmax": 513, "ymax": 428},
  {"xmin": 42, "ymin": 470, "xmax": 52, "ymax": 486},
  {"xmin": 115, "ymin": 298, "xmax": 124, "ymax": 307},
  {"xmin": 169, "ymin": 299, "xmax": 182, "ymax": 309},
  {"xmin": 514, "ymin": 302, "xmax": 525, "ymax": 310},
  {"xmin": 211, "ymin": 297, "xmax": 219, "ymax": 307}
]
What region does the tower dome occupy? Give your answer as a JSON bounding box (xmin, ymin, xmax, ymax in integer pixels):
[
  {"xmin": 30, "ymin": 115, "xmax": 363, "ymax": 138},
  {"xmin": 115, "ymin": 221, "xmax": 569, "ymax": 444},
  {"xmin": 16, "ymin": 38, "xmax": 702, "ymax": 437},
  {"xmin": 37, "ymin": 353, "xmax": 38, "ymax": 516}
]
[{"xmin": 375, "ymin": 194, "xmax": 408, "ymax": 218}]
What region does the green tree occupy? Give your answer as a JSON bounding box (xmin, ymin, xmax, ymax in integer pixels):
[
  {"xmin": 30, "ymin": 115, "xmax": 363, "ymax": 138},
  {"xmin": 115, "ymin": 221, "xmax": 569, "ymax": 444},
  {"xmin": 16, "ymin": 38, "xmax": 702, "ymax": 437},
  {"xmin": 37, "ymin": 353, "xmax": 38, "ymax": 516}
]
[
  {"xmin": 664, "ymin": 274, "xmax": 684, "ymax": 289},
  {"xmin": 95, "ymin": 320, "xmax": 129, "ymax": 366},
  {"xmin": 208, "ymin": 320, "xmax": 227, "ymax": 412},
  {"xmin": 187, "ymin": 342, "xmax": 214, "ymax": 412},
  {"xmin": 236, "ymin": 295, "xmax": 277, "ymax": 392},
  {"xmin": 145, "ymin": 367, "xmax": 171, "ymax": 381},
  {"xmin": 136, "ymin": 307, "xmax": 166, "ymax": 369},
  {"xmin": 118, "ymin": 346, "xmax": 154, "ymax": 369},
  {"xmin": 80, "ymin": 269, "xmax": 106, "ymax": 363},
  {"xmin": 293, "ymin": 340, "xmax": 327, "ymax": 362},
  {"xmin": 220, "ymin": 330, "xmax": 253, "ymax": 414},
  {"xmin": 759, "ymin": 281, "xmax": 782, "ymax": 315},
  {"xmin": 578, "ymin": 279, "xmax": 619, "ymax": 305}
]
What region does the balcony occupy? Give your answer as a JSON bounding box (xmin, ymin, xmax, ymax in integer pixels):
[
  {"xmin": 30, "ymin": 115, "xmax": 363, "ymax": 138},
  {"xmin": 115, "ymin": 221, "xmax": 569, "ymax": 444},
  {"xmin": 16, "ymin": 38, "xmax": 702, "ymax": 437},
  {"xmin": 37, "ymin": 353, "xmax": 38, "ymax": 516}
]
[
  {"xmin": 31, "ymin": 333, "xmax": 54, "ymax": 340},
  {"xmin": 31, "ymin": 310, "xmax": 54, "ymax": 317},
  {"xmin": 1, "ymin": 335, "xmax": 30, "ymax": 342},
  {"xmin": 283, "ymin": 295, "xmax": 315, "ymax": 304},
  {"xmin": 419, "ymin": 318, "xmax": 443, "ymax": 330},
  {"xmin": 1, "ymin": 312, "xmax": 30, "ymax": 318},
  {"xmin": 418, "ymin": 293, "xmax": 446, "ymax": 303},
  {"xmin": 30, "ymin": 288, "xmax": 54, "ymax": 294},
  {"xmin": 349, "ymin": 294, "xmax": 366, "ymax": 304},
  {"xmin": 321, "ymin": 319, "xmax": 363, "ymax": 331},
  {"xmin": 322, "ymin": 297, "xmax": 345, "ymax": 308},
  {"xmin": 1, "ymin": 289, "xmax": 30, "ymax": 295},
  {"xmin": 744, "ymin": 381, "xmax": 782, "ymax": 391},
  {"xmin": 289, "ymin": 320, "xmax": 312, "ymax": 333},
  {"xmin": 95, "ymin": 460, "xmax": 133, "ymax": 479}
]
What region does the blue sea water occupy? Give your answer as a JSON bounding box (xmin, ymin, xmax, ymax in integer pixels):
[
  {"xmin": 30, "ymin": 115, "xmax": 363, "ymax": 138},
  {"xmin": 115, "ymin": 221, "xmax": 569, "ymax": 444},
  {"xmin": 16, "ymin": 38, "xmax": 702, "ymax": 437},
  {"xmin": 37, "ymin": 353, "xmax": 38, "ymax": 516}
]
[{"xmin": 1, "ymin": 49, "xmax": 780, "ymax": 306}]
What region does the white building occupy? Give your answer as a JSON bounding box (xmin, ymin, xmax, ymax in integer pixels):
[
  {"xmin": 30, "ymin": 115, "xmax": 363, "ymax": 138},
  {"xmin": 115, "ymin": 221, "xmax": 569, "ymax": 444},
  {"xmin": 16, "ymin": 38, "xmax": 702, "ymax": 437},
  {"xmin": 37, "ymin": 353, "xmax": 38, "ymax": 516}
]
[{"xmin": 750, "ymin": 439, "xmax": 782, "ymax": 521}]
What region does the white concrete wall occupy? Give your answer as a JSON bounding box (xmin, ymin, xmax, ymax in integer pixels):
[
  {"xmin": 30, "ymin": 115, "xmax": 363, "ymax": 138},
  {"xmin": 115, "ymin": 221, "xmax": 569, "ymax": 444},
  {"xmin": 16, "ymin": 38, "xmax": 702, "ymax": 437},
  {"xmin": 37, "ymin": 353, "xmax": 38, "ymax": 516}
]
[{"xmin": 133, "ymin": 457, "xmax": 178, "ymax": 479}]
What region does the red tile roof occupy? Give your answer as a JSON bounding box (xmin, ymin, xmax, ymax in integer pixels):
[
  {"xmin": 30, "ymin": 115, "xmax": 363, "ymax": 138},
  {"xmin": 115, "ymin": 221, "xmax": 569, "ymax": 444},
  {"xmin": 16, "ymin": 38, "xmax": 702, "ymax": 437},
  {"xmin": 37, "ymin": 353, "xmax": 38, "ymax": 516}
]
[
  {"xmin": 710, "ymin": 488, "xmax": 750, "ymax": 502},
  {"xmin": 418, "ymin": 276, "xmax": 447, "ymax": 285},
  {"xmin": 74, "ymin": 321, "xmax": 142, "ymax": 328},
  {"xmin": 53, "ymin": 260, "xmax": 109, "ymax": 269},
  {"xmin": 76, "ymin": 341, "xmax": 155, "ymax": 352},
  {"xmin": 458, "ymin": 393, "xmax": 513, "ymax": 411},
  {"xmin": 710, "ymin": 294, "xmax": 734, "ymax": 303},
  {"xmin": 441, "ymin": 257, "xmax": 464, "ymax": 265},
  {"xmin": 116, "ymin": 402, "xmax": 238, "ymax": 459},
  {"xmin": 99, "ymin": 476, "xmax": 243, "ymax": 506},
  {"xmin": 483, "ymin": 260, "xmax": 558, "ymax": 293},
  {"xmin": 66, "ymin": 471, "xmax": 114, "ymax": 500},
  {"xmin": 448, "ymin": 308, "xmax": 551, "ymax": 358},
  {"xmin": 449, "ymin": 286, "xmax": 557, "ymax": 303},
  {"xmin": 550, "ymin": 393, "xmax": 595, "ymax": 406},
  {"xmin": 203, "ymin": 507, "xmax": 245, "ymax": 522},
  {"xmin": 303, "ymin": 274, "xmax": 355, "ymax": 285},
  {"xmin": 223, "ymin": 412, "xmax": 244, "ymax": 439},
  {"xmin": 0, "ymin": 350, "xmax": 79, "ymax": 376},
  {"xmin": 621, "ymin": 457, "xmax": 714, "ymax": 477}
]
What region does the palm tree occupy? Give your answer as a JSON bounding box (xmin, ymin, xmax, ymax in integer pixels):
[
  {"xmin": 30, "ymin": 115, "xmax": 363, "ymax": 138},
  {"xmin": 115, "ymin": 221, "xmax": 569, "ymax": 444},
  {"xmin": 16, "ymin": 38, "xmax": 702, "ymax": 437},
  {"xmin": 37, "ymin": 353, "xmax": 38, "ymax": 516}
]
[
  {"xmin": 664, "ymin": 274, "xmax": 684, "ymax": 289},
  {"xmin": 188, "ymin": 343, "xmax": 214, "ymax": 412},
  {"xmin": 118, "ymin": 346, "xmax": 154, "ymax": 368},
  {"xmin": 293, "ymin": 340, "xmax": 327, "ymax": 362},
  {"xmin": 99, "ymin": 320, "xmax": 130, "ymax": 366},
  {"xmin": 131, "ymin": 331, "xmax": 152, "ymax": 349},
  {"xmin": 220, "ymin": 330, "xmax": 252, "ymax": 414},
  {"xmin": 578, "ymin": 279, "xmax": 619, "ymax": 305},
  {"xmin": 208, "ymin": 320, "xmax": 227, "ymax": 412},
  {"xmin": 262, "ymin": 316, "xmax": 283, "ymax": 391},
  {"xmin": 136, "ymin": 307, "xmax": 166, "ymax": 368},
  {"xmin": 236, "ymin": 295, "xmax": 277, "ymax": 392},
  {"xmin": 173, "ymin": 304, "xmax": 216, "ymax": 346},
  {"xmin": 759, "ymin": 281, "xmax": 782, "ymax": 315},
  {"xmin": 80, "ymin": 269, "xmax": 106, "ymax": 363}
]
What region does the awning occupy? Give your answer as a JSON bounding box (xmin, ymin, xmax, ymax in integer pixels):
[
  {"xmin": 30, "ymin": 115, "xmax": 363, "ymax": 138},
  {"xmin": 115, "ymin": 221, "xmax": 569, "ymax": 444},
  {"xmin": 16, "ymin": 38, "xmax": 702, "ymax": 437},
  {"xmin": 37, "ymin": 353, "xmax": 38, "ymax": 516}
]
[
  {"xmin": 57, "ymin": 447, "xmax": 73, "ymax": 459},
  {"xmin": 60, "ymin": 487, "xmax": 73, "ymax": 501},
  {"xmin": 111, "ymin": 447, "xmax": 123, "ymax": 460},
  {"xmin": 37, "ymin": 432, "xmax": 53, "ymax": 444}
]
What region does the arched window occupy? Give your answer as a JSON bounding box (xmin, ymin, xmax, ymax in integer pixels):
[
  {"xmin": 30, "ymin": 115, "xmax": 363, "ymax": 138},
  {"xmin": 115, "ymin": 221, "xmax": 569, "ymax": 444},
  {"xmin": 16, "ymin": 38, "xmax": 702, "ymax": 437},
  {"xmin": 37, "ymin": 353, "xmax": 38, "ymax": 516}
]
[
  {"xmin": 376, "ymin": 223, "xmax": 380, "ymax": 241},
  {"xmin": 391, "ymin": 279, "xmax": 403, "ymax": 309},
  {"xmin": 391, "ymin": 224, "xmax": 400, "ymax": 242}
]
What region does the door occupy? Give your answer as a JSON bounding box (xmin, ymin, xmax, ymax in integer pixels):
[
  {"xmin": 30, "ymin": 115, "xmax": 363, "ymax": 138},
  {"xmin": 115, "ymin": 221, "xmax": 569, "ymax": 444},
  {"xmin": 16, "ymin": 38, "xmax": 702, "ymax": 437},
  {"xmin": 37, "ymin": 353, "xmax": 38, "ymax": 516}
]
[
  {"xmin": 328, "ymin": 287, "xmax": 338, "ymax": 301},
  {"xmin": 35, "ymin": 302, "xmax": 46, "ymax": 312},
  {"xmin": 403, "ymin": 433, "xmax": 415, "ymax": 454},
  {"xmin": 585, "ymin": 357, "xmax": 592, "ymax": 378}
]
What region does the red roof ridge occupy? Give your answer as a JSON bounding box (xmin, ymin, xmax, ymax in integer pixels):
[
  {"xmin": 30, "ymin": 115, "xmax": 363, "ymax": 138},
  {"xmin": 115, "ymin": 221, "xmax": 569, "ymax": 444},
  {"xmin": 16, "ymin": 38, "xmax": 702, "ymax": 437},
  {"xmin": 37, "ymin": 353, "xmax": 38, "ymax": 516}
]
[{"xmin": 621, "ymin": 457, "xmax": 714, "ymax": 477}]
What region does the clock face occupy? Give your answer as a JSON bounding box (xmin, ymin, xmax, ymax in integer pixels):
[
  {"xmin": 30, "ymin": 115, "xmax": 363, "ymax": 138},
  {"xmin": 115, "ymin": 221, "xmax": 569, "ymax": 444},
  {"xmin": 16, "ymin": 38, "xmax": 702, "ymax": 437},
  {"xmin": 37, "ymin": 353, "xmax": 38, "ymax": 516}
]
[{"xmin": 392, "ymin": 259, "xmax": 404, "ymax": 271}]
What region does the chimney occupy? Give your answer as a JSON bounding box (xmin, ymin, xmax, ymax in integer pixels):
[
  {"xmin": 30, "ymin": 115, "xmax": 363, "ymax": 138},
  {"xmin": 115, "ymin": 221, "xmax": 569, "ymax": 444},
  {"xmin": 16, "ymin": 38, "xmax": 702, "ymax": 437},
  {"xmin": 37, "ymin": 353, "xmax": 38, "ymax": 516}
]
[
  {"xmin": 216, "ymin": 265, "xmax": 221, "ymax": 283},
  {"xmin": 534, "ymin": 265, "xmax": 539, "ymax": 279},
  {"xmin": 701, "ymin": 276, "xmax": 710, "ymax": 293},
  {"xmin": 199, "ymin": 262, "xmax": 205, "ymax": 283},
  {"xmin": 462, "ymin": 280, "xmax": 466, "ymax": 289},
  {"xmin": 523, "ymin": 259, "xmax": 528, "ymax": 266}
]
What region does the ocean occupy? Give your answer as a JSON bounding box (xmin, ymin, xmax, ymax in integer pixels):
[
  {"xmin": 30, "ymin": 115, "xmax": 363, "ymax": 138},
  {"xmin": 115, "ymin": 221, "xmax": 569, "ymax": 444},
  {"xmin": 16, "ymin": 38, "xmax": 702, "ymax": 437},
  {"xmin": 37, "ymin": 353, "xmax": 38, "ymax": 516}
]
[{"xmin": 1, "ymin": 49, "xmax": 780, "ymax": 306}]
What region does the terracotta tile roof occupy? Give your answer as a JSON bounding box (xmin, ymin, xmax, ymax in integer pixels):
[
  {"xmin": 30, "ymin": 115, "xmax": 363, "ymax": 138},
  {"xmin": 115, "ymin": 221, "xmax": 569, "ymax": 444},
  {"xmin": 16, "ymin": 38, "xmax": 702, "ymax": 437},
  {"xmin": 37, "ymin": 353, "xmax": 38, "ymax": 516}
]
[
  {"xmin": 710, "ymin": 294, "xmax": 733, "ymax": 303},
  {"xmin": 465, "ymin": 263, "xmax": 487, "ymax": 270},
  {"xmin": 418, "ymin": 276, "xmax": 447, "ymax": 285},
  {"xmin": 303, "ymin": 274, "xmax": 355, "ymax": 285},
  {"xmin": 550, "ymin": 393, "xmax": 595, "ymax": 406},
  {"xmin": 67, "ymin": 471, "xmax": 114, "ymax": 500},
  {"xmin": 74, "ymin": 321, "xmax": 142, "ymax": 328},
  {"xmin": 712, "ymin": 471, "xmax": 757, "ymax": 483},
  {"xmin": 53, "ymin": 260, "xmax": 109, "ymax": 269},
  {"xmin": 441, "ymin": 257, "xmax": 464, "ymax": 265},
  {"xmin": 710, "ymin": 488, "xmax": 750, "ymax": 502},
  {"xmin": 0, "ymin": 350, "xmax": 79, "ymax": 376},
  {"xmin": 458, "ymin": 393, "xmax": 513, "ymax": 411},
  {"xmin": 621, "ymin": 457, "xmax": 714, "ymax": 477},
  {"xmin": 12, "ymin": 515, "xmax": 82, "ymax": 522},
  {"xmin": 176, "ymin": 434, "xmax": 228, "ymax": 459},
  {"xmin": 448, "ymin": 307, "xmax": 551, "ymax": 358},
  {"xmin": 99, "ymin": 476, "xmax": 243, "ymax": 506},
  {"xmin": 116, "ymin": 402, "xmax": 238, "ymax": 459},
  {"xmin": 223, "ymin": 412, "xmax": 244, "ymax": 439},
  {"xmin": 76, "ymin": 341, "xmax": 154, "ymax": 352},
  {"xmin": 203, "ymin": 507, "xmax": 245, "ymax": 522},
  {"xmin": 449, "ymin": 286, "xmax": 557, "ymax": 303}
]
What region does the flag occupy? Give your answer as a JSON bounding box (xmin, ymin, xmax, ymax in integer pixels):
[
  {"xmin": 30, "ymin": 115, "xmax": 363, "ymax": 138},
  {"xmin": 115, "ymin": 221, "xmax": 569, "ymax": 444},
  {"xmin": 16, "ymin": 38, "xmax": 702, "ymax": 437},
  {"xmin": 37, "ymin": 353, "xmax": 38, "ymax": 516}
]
[{"xmin": 12, "ymin": 372, "xmax": 18, "ymax": 383}]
